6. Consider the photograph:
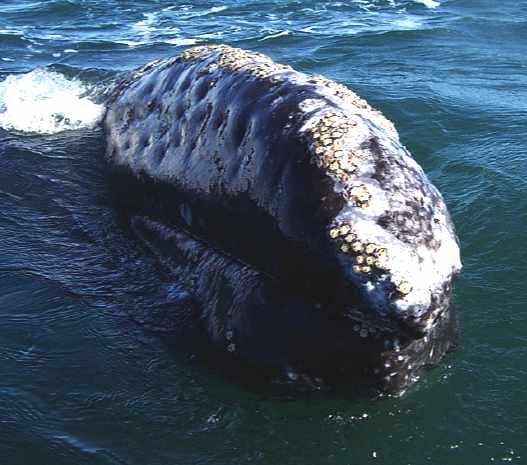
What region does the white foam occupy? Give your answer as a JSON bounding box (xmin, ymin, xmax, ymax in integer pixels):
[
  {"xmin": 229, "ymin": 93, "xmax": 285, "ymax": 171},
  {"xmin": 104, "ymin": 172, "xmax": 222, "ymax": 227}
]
[
  {"xmin": 393, "ymin": 17, "xmax": 423, "ymax": 30},
  {"xmin": 128, "ymin": 10, "xmax": 199, "ymax": 47},
  {"xmin": 115, "ymin": 39, "xmax": 149, "ymax": 47},
  {"xmin": 132, "ymin": 12, "xmax": 159, "ymax": 36},
  {"xmin": 414, "ymin": 0, "xmax": 440, "ymax": 8},
  {"xmin": 0, "ymin": 28, "xmax": 24, "ymax": 35},
  {"xmin": 210, "ymin": 6, "xmax": 228, "ymax": 14},
  {"xmin": 259, "ymin": 30, "xmax": 291, "ymax": 41},
  {"xmin": 163, "ymin": 37, "xmax": 199, "ymax": 46},
  {"xmin": 180, "ymin": 5, "xmax": 228, "ymax": 19},
  {"xmin": 0, "ymin": 69, "xmax": 103, "ymax": 134}
]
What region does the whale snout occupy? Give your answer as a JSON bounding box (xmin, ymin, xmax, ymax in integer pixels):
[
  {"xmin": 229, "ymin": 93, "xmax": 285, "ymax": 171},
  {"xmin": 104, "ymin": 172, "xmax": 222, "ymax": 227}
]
[
  {"xmin": 325, "ymin": 171, "xmax": 462, "ymax": 339},
  {"xmin": 345, "ymin": 257, "xmax": 459, "ymax": 339}
]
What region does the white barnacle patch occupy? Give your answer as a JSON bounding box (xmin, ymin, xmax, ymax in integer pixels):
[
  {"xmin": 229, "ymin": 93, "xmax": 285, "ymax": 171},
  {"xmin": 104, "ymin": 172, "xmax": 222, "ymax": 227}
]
[
  {"xmin": 298, "ymin": 98, "xmax": 326, "ymax": 113},
  {"xmin": 297, "ymin": 74, "xmax": 462, "ymax": 326}
]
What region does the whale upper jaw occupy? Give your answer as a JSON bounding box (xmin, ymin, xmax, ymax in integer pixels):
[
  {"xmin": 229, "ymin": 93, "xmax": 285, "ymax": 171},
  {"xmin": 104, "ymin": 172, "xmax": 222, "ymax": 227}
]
[
  {"xmin": 334, "ymin": 294, "xmax": 457, "ymax": 393},
  {"xmin": 356, "ymin": 270, "xmax": 459, "ymax": 338}
]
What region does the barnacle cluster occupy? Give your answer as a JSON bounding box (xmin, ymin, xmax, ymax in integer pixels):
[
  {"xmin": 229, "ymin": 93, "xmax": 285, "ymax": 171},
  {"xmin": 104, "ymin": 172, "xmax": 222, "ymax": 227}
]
[
  {"xmin": 308, "ymin": 74, "xmax": 397, "ymax": 137},
  {"xmin": 391, "ymin": 276, "xmax": 413, "ymax": 295},
  {"xmin": 309, "ymin": 75, "xmax": 371, "ymax": 110},
  {"xmin": 181, "ymin": 44, "xmax": 292, "ymax": 81},
  {"xmin": 329, "ymin": 224, "xmax": 388, "ymax": 274},
  {"xmin": 306, "ymin": 111, "xmax": 360, "ymax": 183},
  {"xmin": 179, "ymin": 45, "xmax": 217, "ymax": 62},
  {"xmin": 305, "ymin": 111, "xmax": 375, "ymax": 209},
  {"xmin": 348, "ymin": 184, "xmax": 372, "ymax": 208},
  {"xmin": 328, "ymin": 224, "xmax": 412, "ymax": 296}
]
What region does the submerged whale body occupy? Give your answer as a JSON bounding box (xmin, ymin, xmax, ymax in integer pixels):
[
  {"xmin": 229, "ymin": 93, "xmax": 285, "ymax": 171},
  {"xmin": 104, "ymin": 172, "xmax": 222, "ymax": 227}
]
[{"xmin": 104, "ymin": 45, "xmax": 462, "ymax": 393}]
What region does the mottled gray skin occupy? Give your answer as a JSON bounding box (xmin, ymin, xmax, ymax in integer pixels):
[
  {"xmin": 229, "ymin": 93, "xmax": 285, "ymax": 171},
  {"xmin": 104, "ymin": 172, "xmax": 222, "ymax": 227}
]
[{"xmin": 104, "ymin": 45, "xmax": 461, "ymax": 392}]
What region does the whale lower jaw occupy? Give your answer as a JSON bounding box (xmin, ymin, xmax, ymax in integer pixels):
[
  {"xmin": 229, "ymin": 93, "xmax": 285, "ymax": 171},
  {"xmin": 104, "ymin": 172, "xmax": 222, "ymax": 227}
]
[
  {"xmin": 125, "ymin": 212, "xmax": 455, "ymax": 395},
  {"xmin": 341, "ymin": 307, "xmax": 456, "ymax": 393}
]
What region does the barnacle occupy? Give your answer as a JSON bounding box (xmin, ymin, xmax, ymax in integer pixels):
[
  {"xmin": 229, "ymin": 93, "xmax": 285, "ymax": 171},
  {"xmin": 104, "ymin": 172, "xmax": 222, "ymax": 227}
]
[
  {"xmin": 397, "ymin": 282, "xmax": 413, "ymax": 295},
  {"xmin": 344, "ymin": 233, "xmax": 355, "ymax": 243},
  {"xmin": 339, "ymin": 225, "xmax": 351, "ymax": 236},
  {"xmin": 351, "ymin": 241, "xmax": 363, "ymax": 253},
  {"xmin": 365, "ymin": 243, "xmax": 377, "ymax": 255}
]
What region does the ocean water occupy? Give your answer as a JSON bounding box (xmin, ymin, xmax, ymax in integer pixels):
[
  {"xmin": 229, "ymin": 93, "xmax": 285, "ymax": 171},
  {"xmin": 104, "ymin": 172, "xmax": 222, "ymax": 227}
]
[{"xmin": 0, "ymin": 1, "xmax": 526, "ymax": 464}]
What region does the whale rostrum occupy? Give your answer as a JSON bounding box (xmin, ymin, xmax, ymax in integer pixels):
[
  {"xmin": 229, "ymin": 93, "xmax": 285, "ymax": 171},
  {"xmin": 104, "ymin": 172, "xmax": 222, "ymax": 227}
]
[{"xmin": 104, "ymin": 45, "xmax": 462, "ymax": 392}]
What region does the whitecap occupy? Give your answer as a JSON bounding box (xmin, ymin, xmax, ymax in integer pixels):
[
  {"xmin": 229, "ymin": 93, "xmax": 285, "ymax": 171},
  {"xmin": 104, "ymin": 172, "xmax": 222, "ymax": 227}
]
[
  {"xmin": 393, "ymin": 16, "xmax": 423, "ymax": 30},
  {"xmin": 0, "ymin": 28, "xmax": 25, "ymax": 35},
  {"xmin": 43, "ymin": 33, "xmax": 64, "ymax": 39},
  {"xmin": 0, "ymin": 69, "xmax": 103, "ymax": 134},
  {"xmin": 132, "ymin": 12, "xmax": 158, "ymax": 36},
  {"xmin": 163, "ymin": 37, "xmax": 199, "ymax": 46},
  {"xmin": 182, "ymin": 5, "xmax": 228, "ymax": 19},
  {"xmin": 259, "ymin": 30, "xmax": 291, "ymax": 41},
  {"xmin": 414, "ymin": 0, "xmax": 440, "ymax": 8},
  {"xmin": 114, "ymin": 39, "xmax": 148, "ymax": 47},
  {"xmin": 208, "ymin": 6, "xmax": 228, "ymax": 14}
]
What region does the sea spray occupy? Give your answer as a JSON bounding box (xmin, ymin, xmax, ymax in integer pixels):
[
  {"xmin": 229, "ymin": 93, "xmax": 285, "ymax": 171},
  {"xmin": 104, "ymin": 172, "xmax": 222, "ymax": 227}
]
[{"xmin": 0, "ymin": 69, "xmax": 103, "ymax": 134}]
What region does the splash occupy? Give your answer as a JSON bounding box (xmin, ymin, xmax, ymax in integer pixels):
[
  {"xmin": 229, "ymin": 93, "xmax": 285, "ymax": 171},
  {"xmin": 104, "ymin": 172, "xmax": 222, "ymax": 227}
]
[{"xmin": 0, "ymin": 69, "xmax": 103, "ymax": 134}]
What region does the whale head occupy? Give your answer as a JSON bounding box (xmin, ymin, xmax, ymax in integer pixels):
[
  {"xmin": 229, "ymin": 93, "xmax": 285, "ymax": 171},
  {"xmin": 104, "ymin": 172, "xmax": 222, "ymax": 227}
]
[
  {"xmin": 287, "ymin": 72, "xmax": 463, "ymax": 339},
  {"xmin": 104, "ymin": 44, "xmax": 462, "ymax": 391}
]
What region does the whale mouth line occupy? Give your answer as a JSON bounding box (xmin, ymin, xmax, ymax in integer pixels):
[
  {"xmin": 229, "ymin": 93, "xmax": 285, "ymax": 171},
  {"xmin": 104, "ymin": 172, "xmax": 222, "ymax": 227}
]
[
  {"xmin": 130, "ymin": 212, "xmax": 451, "ymax": 357},
  {"xmin": 342, "ymin": 305, "xmax": 444, "ymax": 342},
  {"xmin": 131, "ymin": 213, "xmax": 439, "ymax": 347}
]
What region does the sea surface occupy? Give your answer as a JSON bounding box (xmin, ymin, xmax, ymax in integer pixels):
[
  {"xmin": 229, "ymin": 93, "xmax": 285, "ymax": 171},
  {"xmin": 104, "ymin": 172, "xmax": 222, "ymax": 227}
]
[{"xmin": 0, "ymin": 1, "xmax": 526, "ymax": 464}]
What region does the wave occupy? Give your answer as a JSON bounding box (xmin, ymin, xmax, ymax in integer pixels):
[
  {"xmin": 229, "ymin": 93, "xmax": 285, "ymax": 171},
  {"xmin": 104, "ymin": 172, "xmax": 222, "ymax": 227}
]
[
  {"xmin": 123, "ymin": 8, "xmax": 204, "ymax": 49},
  {"xmin": 259, "ymin": 30, "xmax": 291, "ymax": 41},
  {"xmin": 0, "ymin": 69, "xmax": 103, "ymax": 134}
]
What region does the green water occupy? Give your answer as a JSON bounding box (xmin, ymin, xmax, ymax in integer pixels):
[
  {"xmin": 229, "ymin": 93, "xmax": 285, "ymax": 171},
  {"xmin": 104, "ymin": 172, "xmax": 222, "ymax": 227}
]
[{"xmin": 0, "ymin": 0, "xmax": 526, "ymax": 464}]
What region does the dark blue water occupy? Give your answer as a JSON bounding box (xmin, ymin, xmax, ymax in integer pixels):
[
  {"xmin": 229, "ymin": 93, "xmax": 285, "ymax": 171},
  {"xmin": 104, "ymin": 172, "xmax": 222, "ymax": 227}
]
[{"xmin": 1, "ymin": 1, "xmax": 526, "ymax": 464}]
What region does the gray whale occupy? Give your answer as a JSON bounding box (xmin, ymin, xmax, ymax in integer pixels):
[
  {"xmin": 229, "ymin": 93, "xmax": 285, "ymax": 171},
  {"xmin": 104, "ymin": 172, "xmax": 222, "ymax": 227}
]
[{"xmin": 104, "ymin": 45, "xmax": 461, "ymax": 393}]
